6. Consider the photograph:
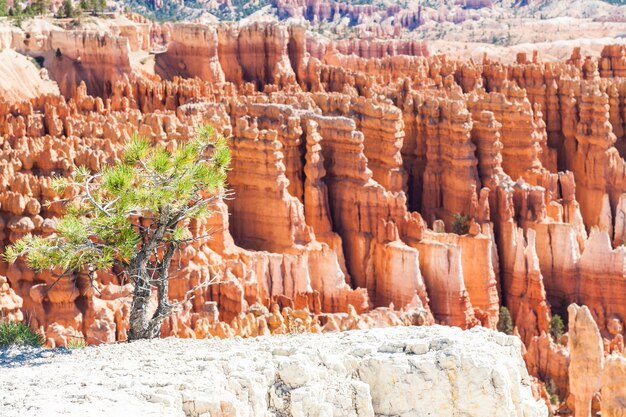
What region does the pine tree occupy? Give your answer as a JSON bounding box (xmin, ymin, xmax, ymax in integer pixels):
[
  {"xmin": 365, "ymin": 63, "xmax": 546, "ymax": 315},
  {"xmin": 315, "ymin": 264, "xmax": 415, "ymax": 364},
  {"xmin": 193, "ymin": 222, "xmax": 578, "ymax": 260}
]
[
  {"xmin": 452, "ymin": 213, "xmax": 470, "ymax": 235},
  {"xmin": 550, "ymin": 314, "xmax": 565, "ymax": 341},
  {"xmin": 56, "ymin": 0, "xmax": 76, "ymax": 18},
  {"xmin": 497, "ymin": 306, "xmax": 514, "ymax": 335},
  {"xmin": 78, "ymin": 0, "xmax": 105, "ymax": 15},
  {"xmin": 78, "ymin": 0, "xmax": 96, "ymax": 15},
  {"xmin": 10, "ymin": 0, "xmax": 22, "ymax": 16},
  {"xmin": 0, "ymin": 0, "xmax": 8, "ymax": 17},
  {"xmin": 4, "ymin": 125, "xmax": 231, "ymax": 341},
  {"xmin": 78, "ymin": 0, "xmax": 89, "ymax": 12},
  {"xmin": 96, "ymin": 0, "xmax": 106, "ymax": 14},
  {"xmin": 31, "ymin": 0, "xmax": 50, "ymax": 16}
]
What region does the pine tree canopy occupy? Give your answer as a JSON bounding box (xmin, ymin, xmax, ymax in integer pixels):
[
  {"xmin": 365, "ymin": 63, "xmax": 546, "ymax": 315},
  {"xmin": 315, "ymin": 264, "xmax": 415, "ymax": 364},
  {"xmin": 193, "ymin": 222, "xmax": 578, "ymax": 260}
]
[{"xmin": 4, "ymin": 125, "xmax": 230, "ymax": 277}]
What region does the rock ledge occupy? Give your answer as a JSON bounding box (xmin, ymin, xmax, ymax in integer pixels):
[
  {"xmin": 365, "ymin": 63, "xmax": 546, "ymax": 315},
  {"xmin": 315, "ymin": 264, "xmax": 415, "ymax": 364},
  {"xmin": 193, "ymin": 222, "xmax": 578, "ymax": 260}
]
[{"xmin": 0, "ymin": 326, "xmax": 547, "ymax": 417}]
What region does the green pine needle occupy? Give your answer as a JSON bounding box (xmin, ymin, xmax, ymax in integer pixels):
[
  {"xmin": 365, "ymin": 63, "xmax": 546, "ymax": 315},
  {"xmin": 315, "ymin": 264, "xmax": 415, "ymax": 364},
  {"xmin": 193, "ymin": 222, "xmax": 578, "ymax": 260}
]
[{"xmin": 4, "ymin": 124, "xmax": 230, "ymax": 278}]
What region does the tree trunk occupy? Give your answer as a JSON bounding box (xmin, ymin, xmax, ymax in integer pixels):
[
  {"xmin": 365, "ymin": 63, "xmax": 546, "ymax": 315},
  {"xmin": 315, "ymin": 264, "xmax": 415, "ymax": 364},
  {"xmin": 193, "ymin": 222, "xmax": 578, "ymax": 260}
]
[
  {"xmin": 127, "ymin": 206, "xmax": 176, "ymax": 341},
  {"xmin": 127, "ymin": 259, "xmax": 153, "ymax": 341},
  {"xmin": 127, "ymin": 263, "xmax": 174, "ymax": 340},
  {"xmin": 127, "ymin": 264, "xmax": 168, "ymax": 340}
]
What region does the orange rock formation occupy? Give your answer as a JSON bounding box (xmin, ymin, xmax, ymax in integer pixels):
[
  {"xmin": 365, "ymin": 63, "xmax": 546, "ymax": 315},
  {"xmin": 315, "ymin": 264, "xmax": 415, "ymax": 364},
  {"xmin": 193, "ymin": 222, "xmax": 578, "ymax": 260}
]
[
  {"xmin": 568, "ymin": 304, "xmax": 604, "ymax": 417},
  {"xmin": 2, "ymin": 18, "xmax": 626, "ymax": 414}
]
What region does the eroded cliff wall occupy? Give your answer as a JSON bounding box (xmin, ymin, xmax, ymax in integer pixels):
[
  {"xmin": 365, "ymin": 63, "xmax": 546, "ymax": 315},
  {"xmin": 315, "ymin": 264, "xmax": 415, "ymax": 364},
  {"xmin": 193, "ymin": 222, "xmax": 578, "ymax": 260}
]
[{"xmin": 1, "ymin": 18, "xmax": 626, "ymax": 414}]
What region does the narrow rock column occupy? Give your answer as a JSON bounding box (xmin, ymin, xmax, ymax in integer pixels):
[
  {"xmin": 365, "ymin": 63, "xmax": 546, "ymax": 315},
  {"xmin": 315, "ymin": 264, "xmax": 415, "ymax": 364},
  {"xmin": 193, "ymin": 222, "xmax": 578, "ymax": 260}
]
[
  {"xmin": 568, "ymin": 304, "xmax": 604, "ymax": 417},
  {"xmin": 602, "ymin": 354, "xmax": 626, "ymax": 417}
]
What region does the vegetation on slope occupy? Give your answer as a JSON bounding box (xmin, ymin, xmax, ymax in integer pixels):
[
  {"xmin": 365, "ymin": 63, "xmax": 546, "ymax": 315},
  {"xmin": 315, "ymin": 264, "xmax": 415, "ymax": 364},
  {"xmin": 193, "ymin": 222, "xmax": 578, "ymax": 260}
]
[{"xmin": 0, "ymin": 321, "xmax": 45, "ymax": 347}]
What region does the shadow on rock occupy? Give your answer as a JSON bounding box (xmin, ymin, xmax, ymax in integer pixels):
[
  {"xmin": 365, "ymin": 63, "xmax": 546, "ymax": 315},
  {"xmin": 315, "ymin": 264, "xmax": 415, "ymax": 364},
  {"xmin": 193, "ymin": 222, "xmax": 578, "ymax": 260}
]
[{"xmin": 0, "ymin": 347, "xmax": 72, "ymax": 368}]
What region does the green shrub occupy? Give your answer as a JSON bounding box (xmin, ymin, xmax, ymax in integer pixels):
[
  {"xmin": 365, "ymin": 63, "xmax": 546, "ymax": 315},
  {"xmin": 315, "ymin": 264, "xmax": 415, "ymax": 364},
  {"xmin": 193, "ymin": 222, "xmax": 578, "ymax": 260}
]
[
  {"xmin": 550, "ymin": 314, "xmax": 564, "ymax": 341},
  {"xmin": 0, "ymin": 321, "xmax": 45, "ymax": 347},
  {"xmin": 452, "ymin": 213, "xmax": 470, "ymax": 235},
  {"xmin": 545, "ymin": 378, "xmax": 560, "ymax": 406},
  {"xmin": 66, "ymin": 337, "xmax": 87, "ymax": 349},
  {"xmin": 497, "ymin": 306, "xmax": 513, "ymax": 335}
]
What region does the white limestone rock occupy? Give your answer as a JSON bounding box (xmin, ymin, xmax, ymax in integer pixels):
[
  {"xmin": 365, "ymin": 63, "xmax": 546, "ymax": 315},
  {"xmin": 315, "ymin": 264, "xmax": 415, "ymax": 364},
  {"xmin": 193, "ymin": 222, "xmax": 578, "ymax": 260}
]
[{"xmin": 0, "ymin": 326, "xmax": 547, "ymax": 417}]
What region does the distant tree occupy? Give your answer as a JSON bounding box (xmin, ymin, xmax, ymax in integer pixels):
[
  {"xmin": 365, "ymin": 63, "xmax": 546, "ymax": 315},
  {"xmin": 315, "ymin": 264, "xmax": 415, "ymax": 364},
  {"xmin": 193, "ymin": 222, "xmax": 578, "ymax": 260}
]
[
  {"xmin": 545, "ymin": 378, "xmax": 560, "ymax": 407},
  {"xmin": 56, "ymin": 0, "xmax": 78, "ymax": 18},
  {"xmin": 9, "ymin": 0, "xmax": 22, "ymax": 16},
  {"xmin": 9, "ymin": 0, "xmax": 29, "ymax": 25},
  {"xmin": 550, "ymin": 314, "xmax": 565, "ymax": 341},
  {"xmin": 497, "ymin": 306, "xmax": 514, "ymax": 335},
  {"xmin": 4, "ymin": 125, "xmax": 231, "ymax": 341},
  {"xmin": 79, "ymin": 0, "xmax": 105, "ymax": 15},
  {"xmin": 31, "ymin": 0, "xmax": 50, "ymax": 16},
  {"xmin": 0, "ymin": 0, "xmax": 8, "ymax": 16},
  {"xmin": 452, "ymin": 213, "xmax": 470, "ymax": 235}
]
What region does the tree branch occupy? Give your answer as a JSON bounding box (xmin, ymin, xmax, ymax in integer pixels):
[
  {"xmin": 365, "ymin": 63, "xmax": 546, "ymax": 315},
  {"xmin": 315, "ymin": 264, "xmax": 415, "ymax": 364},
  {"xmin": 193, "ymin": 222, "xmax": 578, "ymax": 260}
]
[{"xmin": 84, "ymin": 174, "xmax": 110, "ymax": 217}]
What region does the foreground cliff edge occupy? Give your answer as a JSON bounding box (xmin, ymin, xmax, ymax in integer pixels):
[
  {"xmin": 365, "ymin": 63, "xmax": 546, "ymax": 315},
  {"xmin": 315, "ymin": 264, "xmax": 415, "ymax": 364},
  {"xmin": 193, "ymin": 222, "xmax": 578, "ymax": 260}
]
[{"xmin": 0, "ymin": 326, "xmax": 547, "ymax": 417}]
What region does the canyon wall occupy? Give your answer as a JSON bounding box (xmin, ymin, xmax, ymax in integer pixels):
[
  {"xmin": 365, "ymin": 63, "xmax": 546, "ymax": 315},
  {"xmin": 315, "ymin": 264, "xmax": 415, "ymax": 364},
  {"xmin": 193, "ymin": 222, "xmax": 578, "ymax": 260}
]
[{"xmin": 1, "ymin": 18, "xmax": 626, "ymax": 413}]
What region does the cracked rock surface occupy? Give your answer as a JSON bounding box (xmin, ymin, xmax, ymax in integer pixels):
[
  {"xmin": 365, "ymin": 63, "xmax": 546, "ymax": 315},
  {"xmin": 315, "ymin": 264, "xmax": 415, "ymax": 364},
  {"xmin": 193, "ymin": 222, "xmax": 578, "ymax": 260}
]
[{"xmin": 0, "ymin": 326, "xmax": 547, "ymax": 417}]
